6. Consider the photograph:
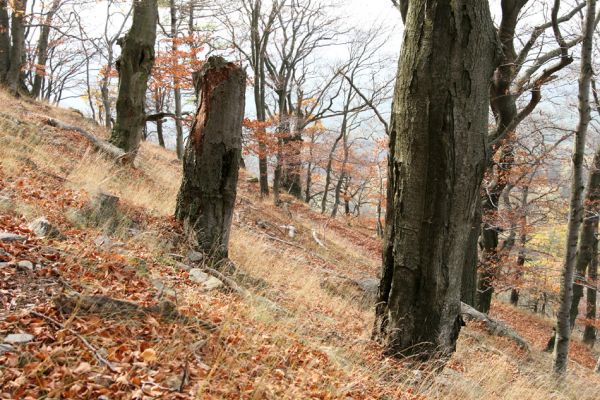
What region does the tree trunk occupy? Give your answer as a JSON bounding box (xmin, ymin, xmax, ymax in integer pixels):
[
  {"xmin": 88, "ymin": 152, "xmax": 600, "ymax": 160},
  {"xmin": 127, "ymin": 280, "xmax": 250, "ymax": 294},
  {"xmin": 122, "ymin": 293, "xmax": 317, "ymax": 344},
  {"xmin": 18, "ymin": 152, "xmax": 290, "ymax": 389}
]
[
  {"xmin": 510, "ymin": 185, "xmax": 529, "ymax": 306},
  {"xmin": 570, "ymin": 146, "xmax": 600, "ymax": 329},
  {"xmin": 461, "ymin": 203, "xmax": 481, "ymax": 307},
  {"xmin": 170, "ymin": 0, "xmax": 184, "ymax": 160},
  {"xmin": 32, "ymin": 0, "xmax": 61, "ymax": 99},
  {"xmin": 6, "ymin": 0, "xmax": 26, "ymax": 95},
  {"xmin": 0, "ymin": 0, "xmax": 10, "ymax": 82},
  {"xmin": 583, "ymin": 228, "xmax": 597, "ymax": 346},
  {"xmin": 109, "ymin": 0, "xmax": 158, "ymax": 158},
  {"xmin": 554, "ymin": 0, "xmax": 596, "ymax": 376},
  {"xmin": 175, "ymin": 57, "xmax": 246, "ymax": 260},
  {"xmin": 373, "ymin": 0, "xmax": 498, "ymax": 359}
]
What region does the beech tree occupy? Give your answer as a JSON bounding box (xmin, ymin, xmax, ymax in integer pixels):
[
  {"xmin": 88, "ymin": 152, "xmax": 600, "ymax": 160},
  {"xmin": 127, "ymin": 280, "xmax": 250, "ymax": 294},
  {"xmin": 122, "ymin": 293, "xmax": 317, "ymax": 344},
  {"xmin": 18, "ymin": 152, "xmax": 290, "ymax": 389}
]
[
  {"xmin": 373, "ymin": 0, "xmax": 498, "ymax": 358},
  {"xmin": 0, "ymin": 0, "xmax": 27, "ymax": 95},
  {"xmin": 554, "ymin": 0, "xmax": 596, "ymax": 376},
  {"xmin": 109, "ymin": 0, "xmax": 158, "ymax": 158},
  {"xmin": 175, "ymin": 56, "xmax": 246, "ymax": 260}
]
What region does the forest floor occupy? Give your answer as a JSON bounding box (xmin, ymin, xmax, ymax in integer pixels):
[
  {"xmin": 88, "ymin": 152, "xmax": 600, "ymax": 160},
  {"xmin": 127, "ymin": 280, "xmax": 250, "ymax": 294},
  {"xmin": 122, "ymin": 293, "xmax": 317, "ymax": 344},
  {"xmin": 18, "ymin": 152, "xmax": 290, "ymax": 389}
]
[{"xmin": 0, "ymin": 90, "xmax": 599, "ymax": 399}]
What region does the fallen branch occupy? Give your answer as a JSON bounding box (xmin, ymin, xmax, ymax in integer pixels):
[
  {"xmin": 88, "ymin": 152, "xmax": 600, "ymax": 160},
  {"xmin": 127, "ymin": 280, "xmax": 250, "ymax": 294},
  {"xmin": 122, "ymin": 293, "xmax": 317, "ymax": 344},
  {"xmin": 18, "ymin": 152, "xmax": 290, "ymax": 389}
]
[
  {"xmin": 40, "ymin": 116, "xmax": 134, "ymax": 164},
  {"xmin": 30, "ymin": 310, "xmax": 118, "ymax": 372},
  {"xmin": 312, "ymin": 229, "xmax": 326, "ymax": 248},
  {"xmin": 460, "ymin": 302, "xmax": 530, "ymax": 351}
]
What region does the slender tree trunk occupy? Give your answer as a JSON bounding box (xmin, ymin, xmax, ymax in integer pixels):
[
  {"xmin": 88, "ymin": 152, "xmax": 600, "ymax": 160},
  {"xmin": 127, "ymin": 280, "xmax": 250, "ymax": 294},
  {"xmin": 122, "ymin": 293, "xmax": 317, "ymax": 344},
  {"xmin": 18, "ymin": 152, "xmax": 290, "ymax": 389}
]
[
  {"xmin": 109, "ymin": 0, "xmax": 158, "ymax": 158},
  {"xmin": 6, "ymin": 0, "xmax": 27, "ymax": 95},
  {"xmin": 510, "ymin": 185, "xmax": 529, "ymax": 306},
  {"xmin": 570, "ymin": 146, "xmax": 600, "ymax": 328},
  {"xmin": 0, "ymin": 0, "xmax": 10, "ymax": 82},
  {"xmin": 175, "ymin": 57, "xmax": 246, "ymax": 260},
  {"xmin": 32, "ymin": 0, "xmax": 61, "ymax": 98},
  {"xmin": 554, "ymin": 0, "xmax": 596, "ymax": 376},
  {"xmin": 583, "ymin": 228, "xmax": 597, "ymax": 346},
  {"xmin": 170, "ymin": 0, "xmax": 184, "ymax": 160},
  {"xmin": 321, "ymin": 130, "xmax": 343, "ymax": 213},
  {"xmin": 373, "ymin": 0, "xmax": 498, "ymax": 359}
]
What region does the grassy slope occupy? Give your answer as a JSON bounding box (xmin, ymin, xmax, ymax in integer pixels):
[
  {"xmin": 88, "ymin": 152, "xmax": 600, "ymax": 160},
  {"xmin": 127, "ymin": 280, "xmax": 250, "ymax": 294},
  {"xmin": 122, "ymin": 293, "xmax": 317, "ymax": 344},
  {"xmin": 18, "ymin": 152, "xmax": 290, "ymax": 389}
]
[{"xmin": 0, "ymin": 90, "xmax": 599, "ymax": 399}]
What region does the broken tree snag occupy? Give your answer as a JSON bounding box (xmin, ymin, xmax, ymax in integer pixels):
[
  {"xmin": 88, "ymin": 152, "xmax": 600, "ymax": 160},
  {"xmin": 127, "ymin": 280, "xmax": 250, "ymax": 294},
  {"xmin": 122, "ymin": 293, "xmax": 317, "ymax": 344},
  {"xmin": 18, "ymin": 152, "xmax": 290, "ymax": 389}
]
[
  {"xmin": 175, "ymin": 56, "xmax": 246, "ymax": 260},
  {"xmin": 108, "ymin": 0, "xmax": 158, "ymax": 160}
]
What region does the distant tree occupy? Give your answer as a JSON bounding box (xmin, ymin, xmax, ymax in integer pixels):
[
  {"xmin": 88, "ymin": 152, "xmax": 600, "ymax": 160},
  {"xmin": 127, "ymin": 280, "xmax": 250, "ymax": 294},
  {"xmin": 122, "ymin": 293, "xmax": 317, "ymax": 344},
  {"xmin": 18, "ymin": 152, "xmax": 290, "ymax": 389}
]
[{"xmin": 373, "ymin": 0, "xmax": 498, "ymax": 359}]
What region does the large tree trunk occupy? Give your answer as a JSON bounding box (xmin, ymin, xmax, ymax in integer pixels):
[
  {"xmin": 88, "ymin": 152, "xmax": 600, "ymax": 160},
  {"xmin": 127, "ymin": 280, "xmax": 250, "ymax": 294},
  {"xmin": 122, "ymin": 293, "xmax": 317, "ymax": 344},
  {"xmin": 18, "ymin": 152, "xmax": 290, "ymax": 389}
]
[
  {"xmin": 569, "ymin": 146, "xmax": 600, "ymax": 329},
  {"xmin": 373, "ymin": 0, "xmax": 498, "ymax": 359},
  {"xmin": 5, "ymin": 0, "xmax": 26, "ymax": 95},
  {"xmin": 0, "ymin": 0, "xmax": 10, "ymax": 82},
  {"xmin": 32, "ymin": 0, "xmax": 61, "ymax": 99},
  {"xmin": 109, "ymin": 0, "xmax": 158, "ymax": 157},
  {"xmin": 554, "ymin": 0, "xmax": 596, "ymax": 375},
  {"xmin": 175, "ymin": 57, "xmax": 246, "ymax": 260},
  {"xmin": 461, "ymin": 203, "xmax": 481, "ymax": 307}
]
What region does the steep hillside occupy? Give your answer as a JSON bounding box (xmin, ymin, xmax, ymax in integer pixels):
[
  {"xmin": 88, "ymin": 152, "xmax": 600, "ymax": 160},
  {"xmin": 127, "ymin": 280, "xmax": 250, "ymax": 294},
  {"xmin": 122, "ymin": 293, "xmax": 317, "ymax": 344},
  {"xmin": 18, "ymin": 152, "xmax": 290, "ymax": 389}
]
[{"xmin": 1, "ymin": 91, "xmax": 599, "ymax": 399}]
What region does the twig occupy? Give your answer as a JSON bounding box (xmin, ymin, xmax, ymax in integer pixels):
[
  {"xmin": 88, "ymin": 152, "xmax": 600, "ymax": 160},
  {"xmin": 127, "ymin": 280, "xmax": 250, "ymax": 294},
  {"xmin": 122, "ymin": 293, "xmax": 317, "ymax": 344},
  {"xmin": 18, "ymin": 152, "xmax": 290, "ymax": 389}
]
[
  {"xmin": 30, "ymin": 310, "xmax": 118, "ymax": 372},
  {"xmin": 179, "ymin": 357, "xmax": 189, "ymax": 393},
  {"xmin": 312, "ymin": 230, "xmax": 326, "ymax": 248}
]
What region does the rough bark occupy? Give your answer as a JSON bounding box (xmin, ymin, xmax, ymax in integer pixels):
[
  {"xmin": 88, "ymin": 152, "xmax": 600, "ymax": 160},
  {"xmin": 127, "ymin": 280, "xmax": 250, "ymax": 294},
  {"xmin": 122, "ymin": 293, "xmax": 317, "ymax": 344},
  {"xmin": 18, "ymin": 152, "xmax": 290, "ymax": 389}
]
[
  {"xmin": 461, "ymin": 203, "xmax": 481, "ymax": 307},
  {"xmin": 108, "ymin": 0, "xmax": 158, "ymax": 157},
  {"xmin": 5, "ymin": 0, "xmax": 26, "ymax": 95},
  {"xmin": 554, "ymin": 0, "xmax": 596, "ymax": 376},
  {"xmin": 570, "ymin": 146, "xmax": 600, "ymax": 329},
  {"xmin": 583, "ymin": 228, "xmax": 597, "ymax": 346},
  {"xmin": 0, "ymin": 0, "xmax": 10, "ymax": 82},
  {"xmin": 175, "ymin": 57, "xmax": 246, "ymax": 260},
  {"xmin": 373, "ymin": 0, "xmax": 498, "ymax": 359},
  {"xmin": 32, "ymin": 0, "xmax": 61, "ymax": 99}
]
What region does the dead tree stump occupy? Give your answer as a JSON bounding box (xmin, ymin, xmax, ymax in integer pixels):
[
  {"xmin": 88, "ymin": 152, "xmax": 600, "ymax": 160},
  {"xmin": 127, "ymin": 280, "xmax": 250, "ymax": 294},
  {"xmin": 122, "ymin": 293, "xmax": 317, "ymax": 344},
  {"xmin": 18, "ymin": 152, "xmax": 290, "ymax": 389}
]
[{"xmin": 175, "ymin": 56, "xmax": 246, "ymax": 260}]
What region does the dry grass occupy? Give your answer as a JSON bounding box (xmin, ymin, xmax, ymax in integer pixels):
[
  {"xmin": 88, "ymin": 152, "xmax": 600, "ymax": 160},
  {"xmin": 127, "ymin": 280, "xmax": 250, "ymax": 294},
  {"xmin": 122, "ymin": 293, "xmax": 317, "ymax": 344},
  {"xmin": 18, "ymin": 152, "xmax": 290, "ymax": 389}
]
[{"xmin": 1, "ymin": 88, "xmax": 600, "ymax": 398}]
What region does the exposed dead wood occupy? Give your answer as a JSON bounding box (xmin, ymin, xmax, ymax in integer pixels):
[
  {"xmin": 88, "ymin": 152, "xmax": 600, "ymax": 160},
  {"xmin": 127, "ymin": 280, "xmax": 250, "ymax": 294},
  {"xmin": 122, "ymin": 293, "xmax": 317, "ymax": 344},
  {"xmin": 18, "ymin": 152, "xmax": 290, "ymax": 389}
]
[
  {"xmin": 460, "ymin": 302, "xmax": 530, "ymax": 351},
  {"xmin": 40, "ymin": 116, "xmax": 134, "ymax": 164},
  {"xmin": 30, "ymin": 310, "xmax": 118, "ymax": 372},
  {"xmin": 312, "ymin": 229, "xmax": 326, "ymax": 248}
]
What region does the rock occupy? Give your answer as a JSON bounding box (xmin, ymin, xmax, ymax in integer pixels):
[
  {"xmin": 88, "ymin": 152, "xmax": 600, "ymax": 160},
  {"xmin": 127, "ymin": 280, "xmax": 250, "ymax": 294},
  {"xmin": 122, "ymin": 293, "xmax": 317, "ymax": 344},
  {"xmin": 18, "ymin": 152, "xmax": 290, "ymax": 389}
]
[
  {"xmin": 187, "ymin": 250, "xmax": 204, "ymax": 263},
  {"xmin": 356, "ymin": 278, "xmax": 379, "ymax": 299},
  {"xmin": 28, "ymin": 217, "xmax": 63, "ymax": 239},
  {"xmin": 0, "ymin": 343, "xmax": 14, "ymax": 355},
  {"xmin": 16, "ymin": 261, "xmax": 34, "ymax": 271},
  {"xmin": 175, "ymin": 262, "xmax": 192, "ymax": 272},
  {"xmin": 0, "ymin": 248, "xmax": 10, "ymax": 258},
  {"xmin": 246, "ymin": 176, "xmax": 259, "ymax": 183},
  {"xmin": 189, "ymin": 268, "xmax": 223, "ymax": 291},
  {"xmin": 0, "ymin": 262, "xmax": 9, "ymax": 268},
  {"xmin": 94, "ymin": 235, "xmax": 124, "ymax": 249},
  {"xmin": 0, "ymin": 232, "xmax": 27, "ymax": 242},
  {"xmin": 151, "ymin": 279, "xmax": 177, "ymax": 298},
  {"xmin": 165, "ymin": 375, "xmax": 183, "ymax": 391},
  {"xmin": 4, "ymin": 333, "xmax": 34, "ymax": 344}
]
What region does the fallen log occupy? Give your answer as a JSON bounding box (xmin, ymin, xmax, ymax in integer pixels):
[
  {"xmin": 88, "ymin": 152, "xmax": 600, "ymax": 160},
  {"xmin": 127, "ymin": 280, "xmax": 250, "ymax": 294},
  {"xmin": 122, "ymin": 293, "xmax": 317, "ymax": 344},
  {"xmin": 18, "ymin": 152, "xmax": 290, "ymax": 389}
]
[
  {"xmin": 460, "ymin": 302, "xmax": 530, "ymax": 351},
  {"xmin": 40, "ymin": 116, "xmax": 134, "ymax": 164}
]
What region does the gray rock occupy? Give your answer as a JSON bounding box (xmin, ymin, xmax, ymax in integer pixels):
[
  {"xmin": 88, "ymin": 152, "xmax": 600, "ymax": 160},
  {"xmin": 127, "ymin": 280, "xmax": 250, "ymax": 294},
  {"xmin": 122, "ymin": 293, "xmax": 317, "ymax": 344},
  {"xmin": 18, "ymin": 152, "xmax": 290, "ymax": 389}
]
[
  {"xmin": 4, "ymin": 333, "xmax": 34, "ymax": 344},
  {"xmin": 94, "ymin": 235, "xmax": 124, "ymax": 249},
  {"xmin": 187, "ymin": 250, "xmax": 204, "ymax": 263},
  {"xmin": 0, "ymin": 232, "xmax": 27, "ymax": 242},
  {"xmin": 0, "ymin": 262, "xmax": 9, "ymax": 268},
  {"xmin": 189, "ymin": 268, "xmax": 223, "ymax": 291},
  {"xmin": 175, "ymin": 261, "xmax": 192, "ymax": 272},
  {"xmin": 0, "ymin": 248, "xmax": 10, "ymax": 258},
  {"xmin": 0, "ymin": 343, "xmax": 14, "ymax": 354},
  {"xmin": 16, "ymin": 261, "xmax": 34, "ymax": 271},
  {"xmin": 28, "ymin": 217, "xmax": 63, "ymax": 239},
  {"xmin": 151, "ymin": 279, "xmax": 177, "ymax": 298},
  {"xmin": 356, "ymin": 278, "xmax": 379, "ymax": 298}
]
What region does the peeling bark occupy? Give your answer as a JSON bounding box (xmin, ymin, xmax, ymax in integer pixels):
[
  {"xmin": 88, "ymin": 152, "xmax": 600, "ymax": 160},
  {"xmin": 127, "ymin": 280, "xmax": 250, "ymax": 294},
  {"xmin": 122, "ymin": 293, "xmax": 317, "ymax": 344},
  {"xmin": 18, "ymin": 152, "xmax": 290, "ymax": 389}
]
[{"xmin": 175, "ymin": 57, "xmax": 246, "ymax": 260}]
